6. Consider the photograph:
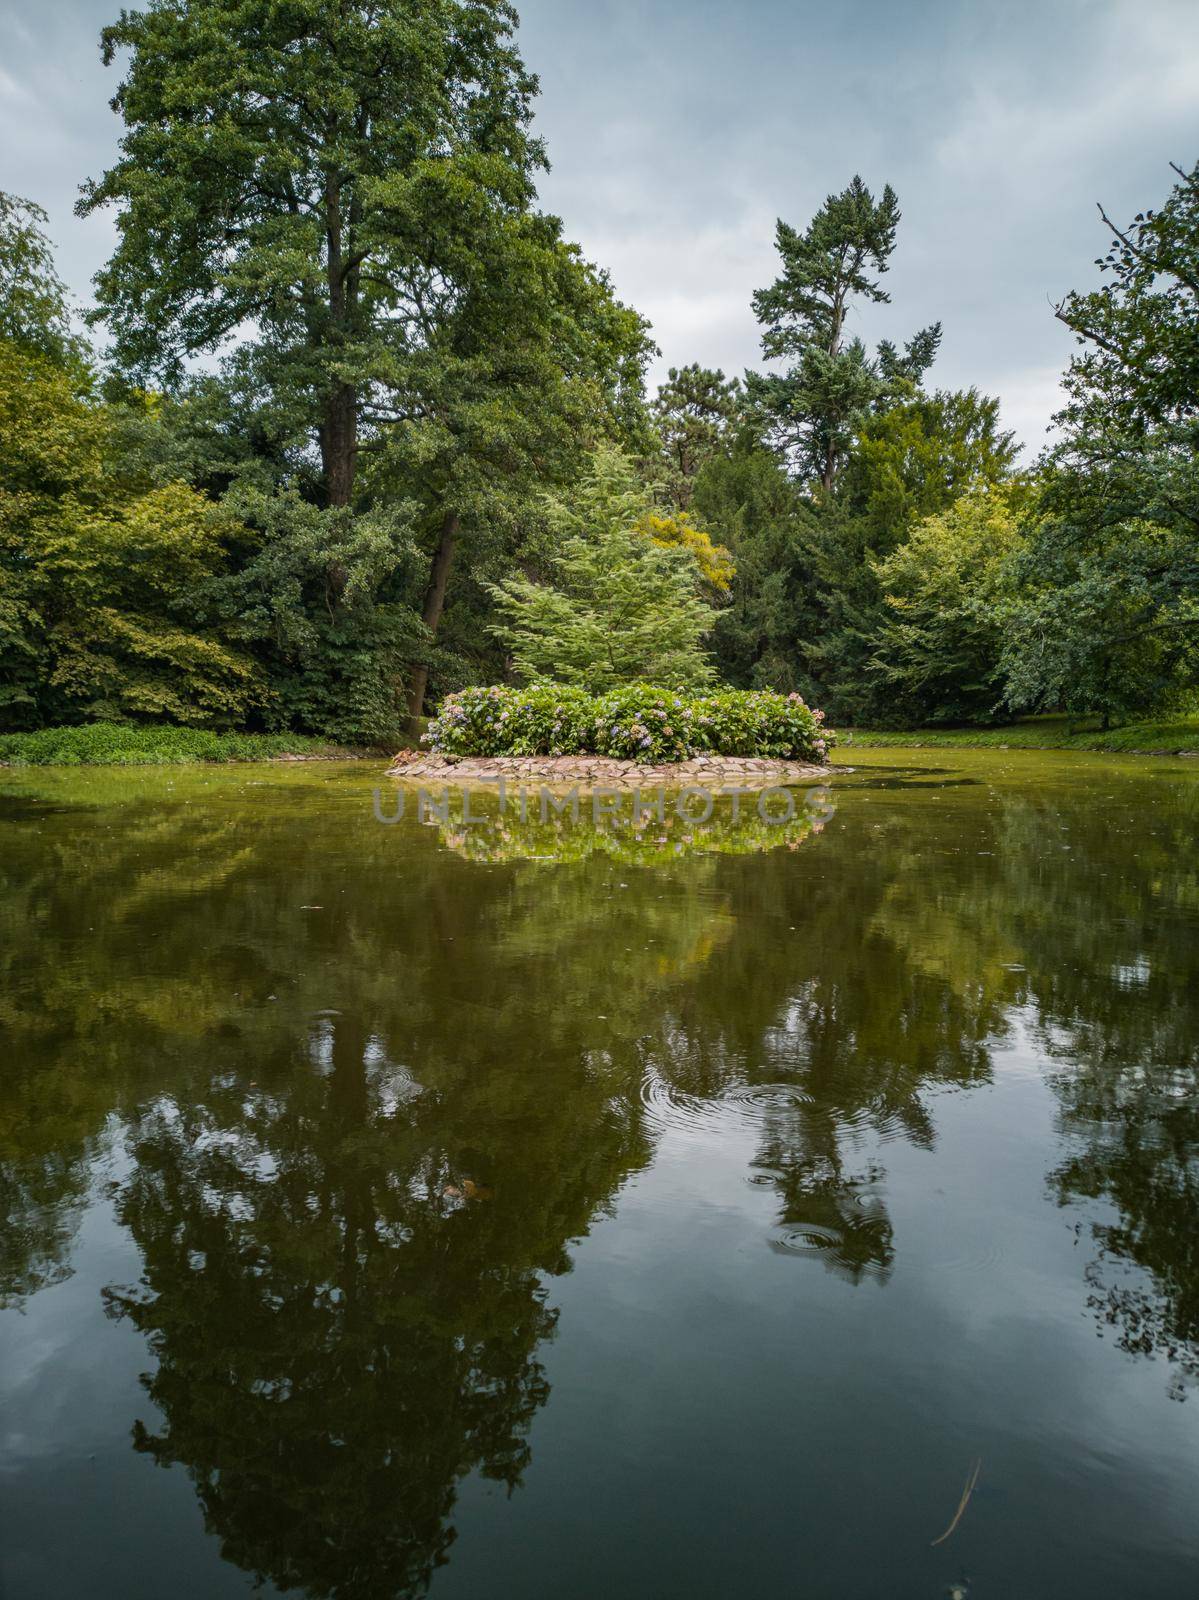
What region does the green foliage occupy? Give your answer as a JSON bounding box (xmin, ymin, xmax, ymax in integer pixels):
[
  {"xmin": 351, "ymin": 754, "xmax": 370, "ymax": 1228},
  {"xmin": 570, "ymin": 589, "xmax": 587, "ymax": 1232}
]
[
  {"xmin": 649, "ymin": 364, "xmax": 744, "ymax": 510},
  {"xmin": 1002, "ymin": 162, "xmax": 1199, "ymax": 723},
  {"xmin": 417, "ymin": 682, "xmax": 594, "ymax": 757},
  {"xmin": 218, "ymin": 486, "xmax": 422, "ymax": 745},
  {"xmin": 0, "ymin": 724, "xmax": 357, "ymax": 766},
  {"xmin": 808, "ymin": 388, "xmax": 1021, "ymax": 722},
  {"xmin": 1, "ymin": 15, "xmax": 1189, "ymax": 751},
  {"xmin": 725, "ymin": 178, "xmax": 1023, "ymax": 727},
  {"xmin": 839, "ymin": 388, "xmax": 1020, "ymax": 542},
  {"xmin": 1001, "ymin": 515, "xmax": 1195, "ymax": 723},
  {"xmin": 3, "ymin": 14, "xmax": 656, "ymax": 746},
  {"xmin": 80, "ymin": 0, "xmax": 543, "ymax": 426},
  {"xmin": 866, "ymin": 492, "xmax": 1022, "ymax": 725},
  {"xmin": 693, "ymin": 444, "xmax": 822, "ymax": 693},
  {"xmin": 670, "ymin": 686, "xmax": 832, "ymax": 761},
  {"xmin": 747, "ymin": 176, "xmax": 940, "ymax": 490},
  {"xmin": 0, "ymin": 336, "xmax": 259, "ymax": 731},
  {"xmin": 79, "ymin": 0, "xmax": 654, "ymax": 727},
  {"xmin": 488, "ymin": 447, "xmax": 718, "ymax": 692},
  {"xmin": 1054, "ymin": 161, "xmax": 1199, "ymax": 437},
  {"xmin": 0, "ymin": 191, "xmax": 86, "ymax": 369},
  {"xmin": 424, "ymin": 682, "xmax": 833, "ymax": 763}
]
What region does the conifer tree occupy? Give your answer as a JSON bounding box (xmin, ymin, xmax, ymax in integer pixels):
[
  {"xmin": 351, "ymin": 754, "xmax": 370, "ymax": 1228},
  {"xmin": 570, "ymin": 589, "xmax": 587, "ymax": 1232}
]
[
  {"xmin": 748, "ymin": 176, "xmax": 939, "ymax": 491},
  {"xmin": 489, "ymin": 449, "xmax": 717, "ymax": 691}
]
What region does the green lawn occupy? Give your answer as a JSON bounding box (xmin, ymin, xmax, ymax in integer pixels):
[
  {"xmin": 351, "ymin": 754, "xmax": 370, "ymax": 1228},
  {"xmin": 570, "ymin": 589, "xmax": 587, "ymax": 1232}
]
[
  {"xmin": 839, "ymin": 712, "xmax": 1199, "ymax": 756},
  {"xmin": 0, "ymin": 724, "xmax": 379, "ymax": 767}
]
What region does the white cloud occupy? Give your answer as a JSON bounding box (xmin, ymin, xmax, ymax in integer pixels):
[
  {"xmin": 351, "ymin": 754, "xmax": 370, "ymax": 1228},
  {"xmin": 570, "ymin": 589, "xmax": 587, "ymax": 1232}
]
[{"xmin": 3, "ymin": 0, "xmax": 1196, "ymax": 449}]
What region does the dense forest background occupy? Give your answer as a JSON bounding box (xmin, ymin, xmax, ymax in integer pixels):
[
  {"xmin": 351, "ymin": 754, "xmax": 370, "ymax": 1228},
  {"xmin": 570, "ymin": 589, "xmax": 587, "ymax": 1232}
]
[{"xmin": 1, "ymin": 0, "xmax": 1196, "ymax": 745}]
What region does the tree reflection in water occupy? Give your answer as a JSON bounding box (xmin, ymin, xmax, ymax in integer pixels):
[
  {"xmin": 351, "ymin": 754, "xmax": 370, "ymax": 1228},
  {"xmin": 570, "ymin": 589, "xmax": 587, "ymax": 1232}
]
[{"xmin": 2, "ymin": 757, "xmax": 1198, "ymax": 1596}]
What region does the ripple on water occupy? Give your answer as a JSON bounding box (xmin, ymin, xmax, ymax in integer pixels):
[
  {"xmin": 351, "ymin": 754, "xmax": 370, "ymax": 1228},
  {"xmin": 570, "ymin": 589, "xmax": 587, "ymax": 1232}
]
[
  {"xmin": 638, "ymin": 1068, "xmax": 918, "ymax": 1149},
  {"xmin": 770, "ymin": 1222, "xmax": 844, "ymax": 1257},
  {"xmin": 768, "ymin": 1212, "xmax": 894, "ymax": 1281},
  {"xmin": 638, "ymin": 1069, "xmax": 816, "ymax": 1138}
]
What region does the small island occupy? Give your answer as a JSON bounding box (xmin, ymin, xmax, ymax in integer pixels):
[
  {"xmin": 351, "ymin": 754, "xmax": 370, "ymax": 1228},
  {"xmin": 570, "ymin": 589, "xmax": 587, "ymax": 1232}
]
[{"xmin": 388, "ymin": 683, "xmax": 834, "ymax": 791}]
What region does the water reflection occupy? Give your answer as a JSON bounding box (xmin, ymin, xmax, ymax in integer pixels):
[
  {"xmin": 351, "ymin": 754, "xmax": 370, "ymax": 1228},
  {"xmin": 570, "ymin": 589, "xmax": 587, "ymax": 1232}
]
[
  {"xmin": 1, "ymin": 755, "xmax": 1198, "ymax": 1596},
  {"xmin": 101, "ymin": 1014, "xmax": 614, "ymax": 1596},
  {"xmin": 416, "ymin": 785, "xmax": 832, "ymax": 865}
]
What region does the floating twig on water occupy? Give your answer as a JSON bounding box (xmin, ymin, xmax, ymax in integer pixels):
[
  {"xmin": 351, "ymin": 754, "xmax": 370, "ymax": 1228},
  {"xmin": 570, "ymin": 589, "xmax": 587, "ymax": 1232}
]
[{"xmin": 931, "ymin": 1458, "xmax": 982, "ymax": 1547}]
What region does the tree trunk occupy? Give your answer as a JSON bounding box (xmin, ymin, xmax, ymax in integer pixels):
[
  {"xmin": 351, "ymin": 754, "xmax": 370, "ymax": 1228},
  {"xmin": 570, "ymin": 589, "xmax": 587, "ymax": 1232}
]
[
  {"xmin": 820, "ymin": 437, "xmax": 837, "ymax": 494},
  {"xmin": 321, "ymin": 167, "xmax": 357, "ymax": 513},
  {"xmin": 321, "ymin": 383, "xmax": 358, "ymax": 508},
  {"xmin": 407, "ymin": 511, "xmax": 461, "ymax": 726}
]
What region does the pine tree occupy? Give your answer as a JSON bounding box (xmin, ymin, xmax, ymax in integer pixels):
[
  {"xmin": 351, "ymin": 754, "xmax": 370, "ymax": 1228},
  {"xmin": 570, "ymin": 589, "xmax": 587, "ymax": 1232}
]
[
  {"xmin": 748, "ymin": 176, "xmax": 939, "ymax": 491},
  {"xmin": 650, "ymin": 364, "xmax": 743, "ymax": 510}
]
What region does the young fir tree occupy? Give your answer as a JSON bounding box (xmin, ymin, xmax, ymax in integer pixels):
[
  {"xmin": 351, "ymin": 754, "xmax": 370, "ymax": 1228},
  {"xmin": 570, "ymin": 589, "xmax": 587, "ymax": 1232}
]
[{"xmin": 488, "ymin": 448, "xmax": 717, "ymax": 692}]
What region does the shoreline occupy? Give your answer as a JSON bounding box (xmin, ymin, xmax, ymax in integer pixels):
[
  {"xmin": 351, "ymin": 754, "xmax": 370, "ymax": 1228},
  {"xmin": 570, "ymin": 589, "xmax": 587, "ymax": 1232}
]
[
  {"xmin": 387, "ymin": 752, "xmax": 831, "ymax": 790},
  {"xmin": 837, "ymin": 709, "xmax": 1198, "ymax": 758},
  {"xmin": 0, "ymin": 751, "xmax": 379, "ymax": 770}
]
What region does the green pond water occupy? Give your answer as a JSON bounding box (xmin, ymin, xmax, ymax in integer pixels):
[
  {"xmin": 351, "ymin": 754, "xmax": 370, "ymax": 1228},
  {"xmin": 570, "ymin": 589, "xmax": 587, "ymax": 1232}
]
[{"xmin": 1, "ymin": 748, "xmax": 1197, "ymax": 1599}]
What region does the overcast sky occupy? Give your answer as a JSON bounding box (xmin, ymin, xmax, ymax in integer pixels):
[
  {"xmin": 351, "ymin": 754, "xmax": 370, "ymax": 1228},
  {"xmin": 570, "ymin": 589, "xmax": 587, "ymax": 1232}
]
[{"xmin": 2, "ymin": 0, "xmax": 1197, "ymax": 450}]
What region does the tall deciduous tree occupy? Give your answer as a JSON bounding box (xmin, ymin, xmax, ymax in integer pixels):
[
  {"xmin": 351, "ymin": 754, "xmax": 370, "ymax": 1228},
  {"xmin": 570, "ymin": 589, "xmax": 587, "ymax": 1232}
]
[
  {"xmin": 839, "ymin": 388, "xmax": 1019, "ymax": 544},
  {"xmin": 748, "ymin": 176, "xmax": 940, "ymax": 491},
  {"xmin": 80, "ymin": 0, "xmax": 651, "ymax": 722},
  {"xmin": 867, "ymin": 491, "xmax": 1022, "ymax": 726},
  {"xmin": 807, "ymin": 385, "xmax": 1019, "ymax": 722},
  {"xmin": 0, "ymin": 192, "xmax": 86, "ymax": 369},
  {"xmin": 1002, "ymin": 160, "xmax": 1199, "ymax": 722},
  {"xmin": 80, "ymin": 0, "xmax": 542, "ymax": 509}
]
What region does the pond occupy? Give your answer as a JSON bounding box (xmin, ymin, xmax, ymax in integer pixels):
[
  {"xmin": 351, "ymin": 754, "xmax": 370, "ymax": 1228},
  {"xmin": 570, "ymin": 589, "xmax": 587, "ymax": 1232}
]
[{"xmin": 1, "ymin": 747, "xmax": 1197, "ymax": 1599}]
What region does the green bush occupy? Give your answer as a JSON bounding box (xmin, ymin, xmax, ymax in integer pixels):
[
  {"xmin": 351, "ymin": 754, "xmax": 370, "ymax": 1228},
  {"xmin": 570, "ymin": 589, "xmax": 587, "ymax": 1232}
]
[
  {"xmin": 420, "ymin": 683, "xmax": 596, "ymax": 759},
  {"xmin": 0, "ymin": 723, "xmax": 360, "ymax": 766},
  {"xmin": 424, "ymin": 683, "xmax": 834, "ymax": 763}
]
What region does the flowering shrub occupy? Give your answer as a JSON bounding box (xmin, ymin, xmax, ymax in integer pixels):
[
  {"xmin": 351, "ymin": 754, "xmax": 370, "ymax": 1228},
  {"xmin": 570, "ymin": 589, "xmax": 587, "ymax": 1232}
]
[
  {"xmin": 424, "ymin": 683, "xmax": 834, "ymax": 763},
  {"xmin": 592, "ymin": 684, "xmax": 697, "ymax": 761},
  {"xmin": 423, "ymin": 683, "xmax": 595, "ymax": 757}
]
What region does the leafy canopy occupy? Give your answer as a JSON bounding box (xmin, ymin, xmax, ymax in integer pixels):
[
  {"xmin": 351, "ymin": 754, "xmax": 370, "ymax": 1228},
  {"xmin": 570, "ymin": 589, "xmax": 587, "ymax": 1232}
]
[
  {"xmin": 79, "ymin": 0, "xmax": 649, "ymax": 511},
  {"xmin": 650, "ymin": 363, "xmax": 744, "ymax": 511},
  {"xmin": 868, "ymin": 492, "xmax": 1023, "ymax": 726},
  {"xmin": 1005, "ymin": 160, "xmax": 1199, "ymax": 721},
  {"xmin": 0, "ymin": 192, "xmax": 86, "ymax": 369},
  {"xmin": 0, "ymin": 339, "xmax": 258, "ymax": 729}
]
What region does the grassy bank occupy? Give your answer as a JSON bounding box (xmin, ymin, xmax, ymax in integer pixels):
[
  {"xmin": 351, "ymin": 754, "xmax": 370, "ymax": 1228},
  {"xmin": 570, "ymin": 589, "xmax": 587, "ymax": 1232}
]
[
  {"xmin": 0, "ymin": 724, "xmax": 380, "ymax": 767},
  {"xmin": 841, "ymin": 712, "xmax": 1199, "ymax": 756},
  {"xmin": 6, "ymin": 711, "xmax": 1197, "ymax": 767}
]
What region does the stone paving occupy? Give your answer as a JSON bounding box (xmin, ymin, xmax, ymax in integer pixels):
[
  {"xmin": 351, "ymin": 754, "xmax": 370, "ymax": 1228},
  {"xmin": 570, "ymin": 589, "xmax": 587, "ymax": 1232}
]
[{"xmin": 386, "ymin": 751, "xmax": 830, "ymax": 790}]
